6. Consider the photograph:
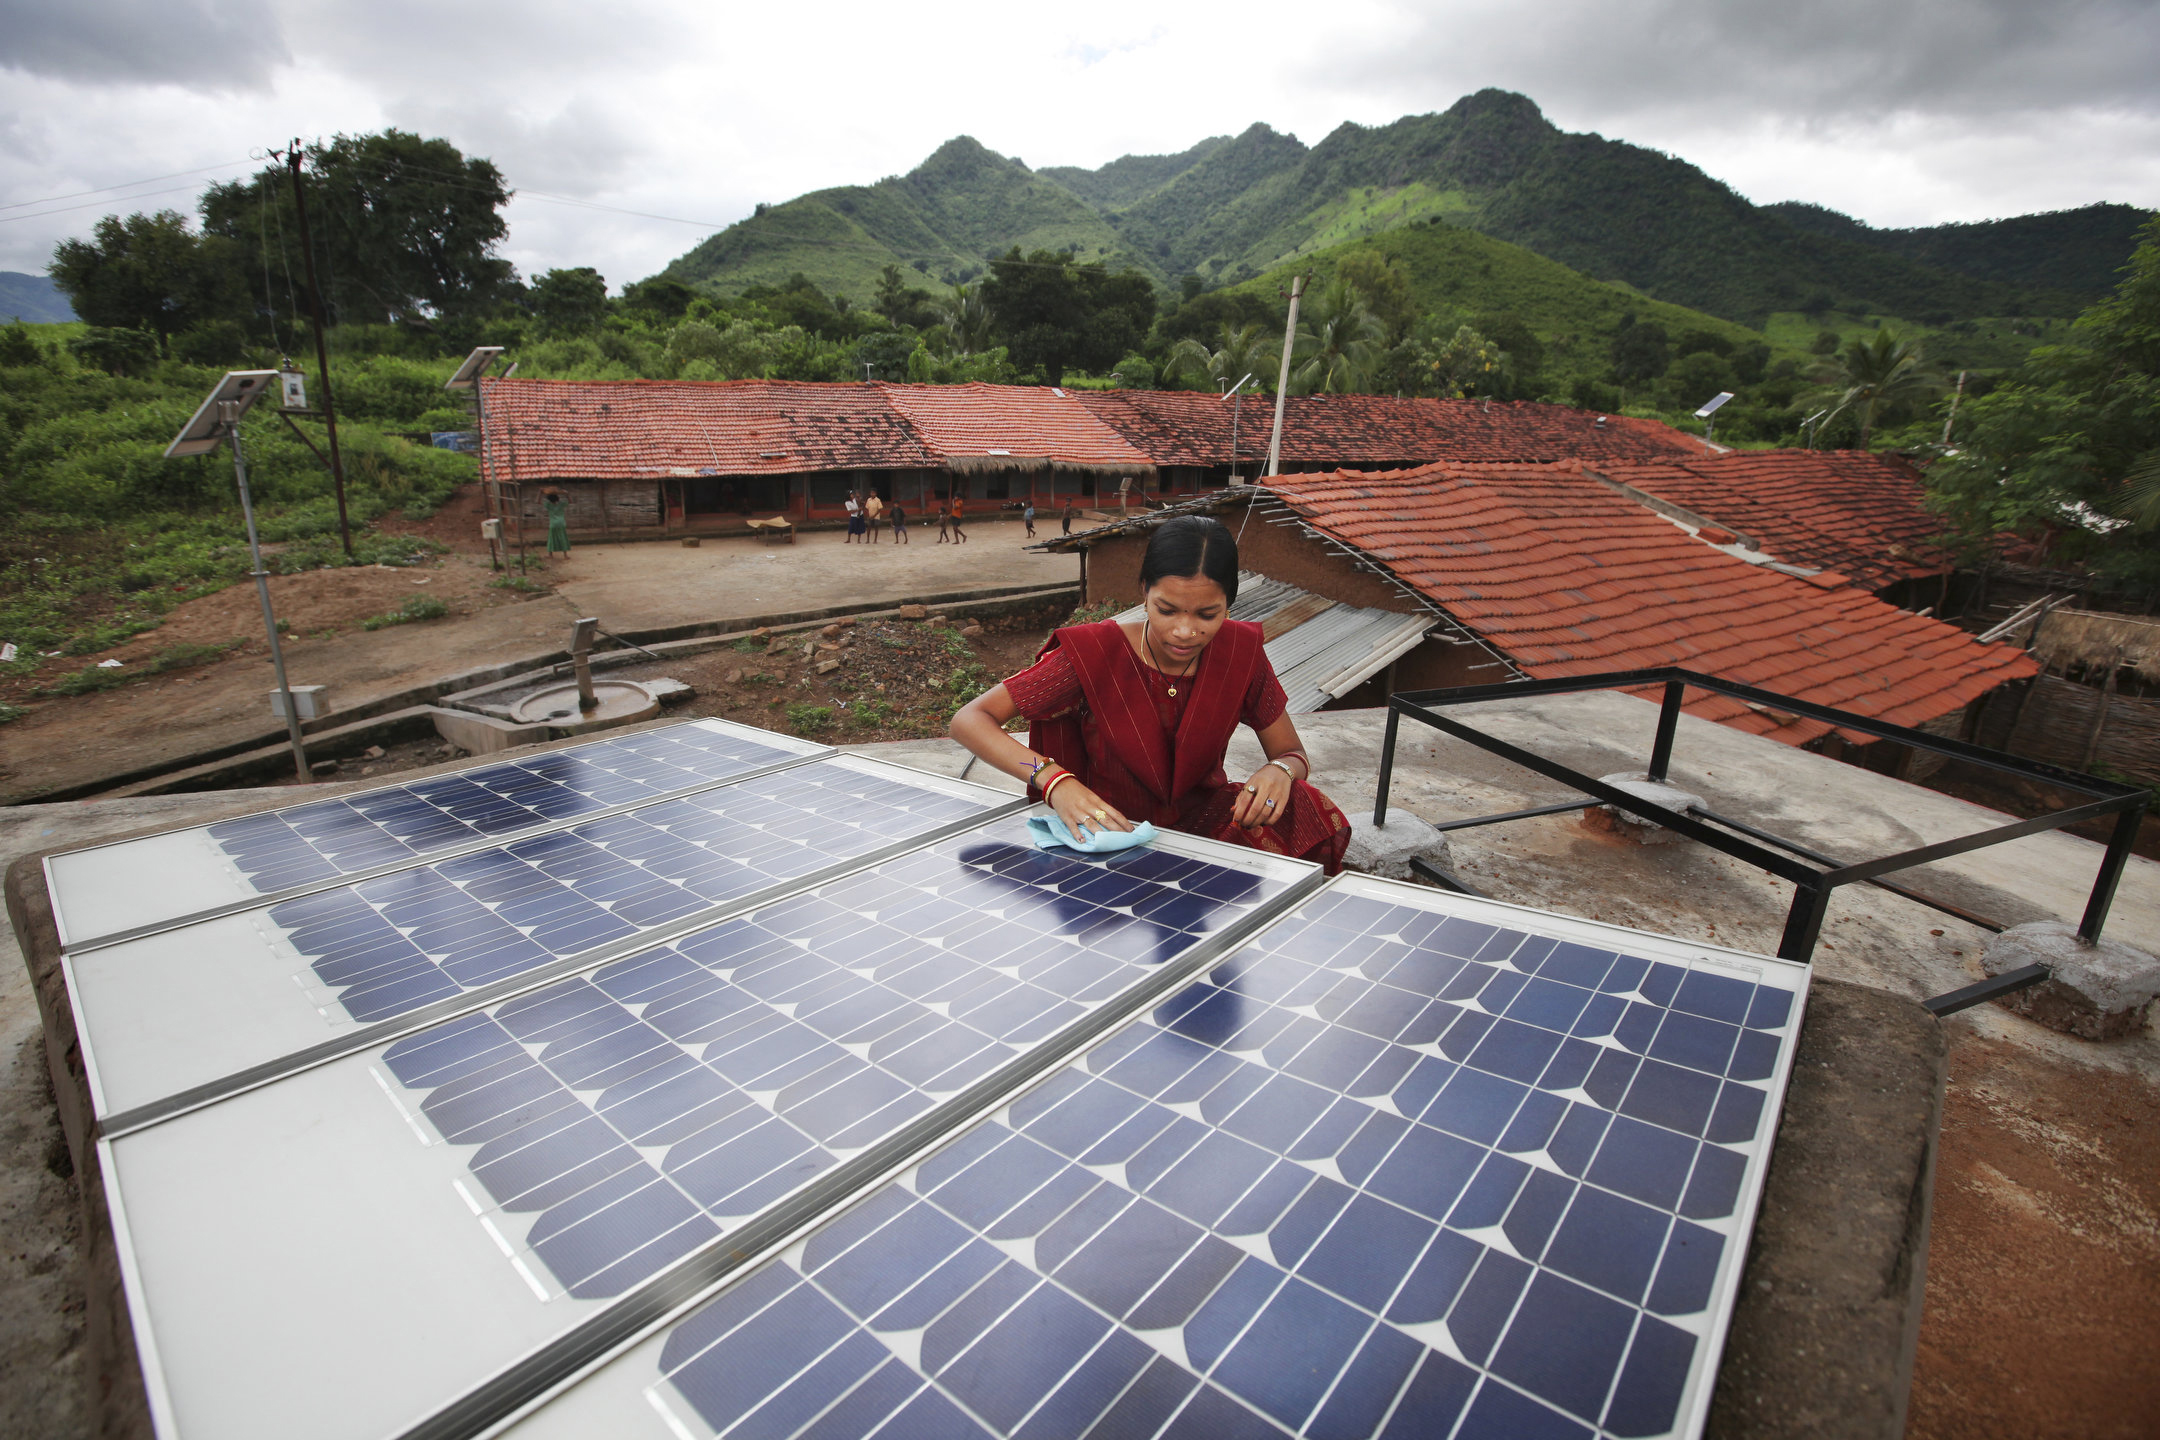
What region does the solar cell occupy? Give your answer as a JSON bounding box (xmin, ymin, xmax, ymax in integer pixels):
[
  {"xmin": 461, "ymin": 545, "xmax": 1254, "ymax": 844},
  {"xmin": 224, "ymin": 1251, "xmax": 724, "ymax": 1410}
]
[
  {"xmin": 95, "ymin": 817, "xmax": 1317, "ymax": 1440},
  {"xmin": 70, "ymin": 757, "xmax": 1011, "ymax": 1122},
  {"xmin": 498, "ymin": 876, "xmax": 1804, "ymax": 1440},
  {"xmin": 45, "ymin": 719, "xmax": 823, "ymax": 948}
]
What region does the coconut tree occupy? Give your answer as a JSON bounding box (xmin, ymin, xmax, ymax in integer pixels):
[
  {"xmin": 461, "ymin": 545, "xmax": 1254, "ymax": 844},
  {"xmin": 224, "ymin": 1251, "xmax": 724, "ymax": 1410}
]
[
  {"xmin": 1290, "ymin": 278, "xmax": 1387, "ymax": 394},
  {"xmin": 934, "ymin": 282, "xmax": 997, "ymax": 356},
  {"xmin": 1819, "ymin": 328, "xmax": 1938, "ymax": 449},
  {"xmin": 1162, "ymin": 321, "xmax": 1278, "ymax": 390}
]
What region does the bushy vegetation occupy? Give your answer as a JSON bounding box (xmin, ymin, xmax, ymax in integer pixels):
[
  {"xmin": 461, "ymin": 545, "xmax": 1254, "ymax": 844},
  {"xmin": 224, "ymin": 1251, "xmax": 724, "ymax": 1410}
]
[{"xmin": 361, "ymin": 594, "xmax": 451, "ymax": 630}]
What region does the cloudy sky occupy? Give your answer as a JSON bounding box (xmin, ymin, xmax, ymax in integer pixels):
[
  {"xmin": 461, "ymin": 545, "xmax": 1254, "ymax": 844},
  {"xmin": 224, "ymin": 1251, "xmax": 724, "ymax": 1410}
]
[{"xmin": 2, "ymin": 0, "xmax": 2156, "ymax": 288}]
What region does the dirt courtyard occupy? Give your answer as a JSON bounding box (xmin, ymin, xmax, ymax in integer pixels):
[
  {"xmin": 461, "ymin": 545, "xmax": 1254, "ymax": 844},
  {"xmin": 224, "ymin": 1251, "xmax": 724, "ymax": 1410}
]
[{"xmin": 0, "ymin": 500, "xmax": 1076, "ymax": 803}]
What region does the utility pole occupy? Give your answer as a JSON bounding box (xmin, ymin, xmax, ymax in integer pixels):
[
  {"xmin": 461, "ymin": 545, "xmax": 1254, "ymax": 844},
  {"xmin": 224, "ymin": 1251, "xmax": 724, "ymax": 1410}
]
[
  {"xmin": 1941, "ymin": 370, "xmax": 1968, "ymax": 446},
  {"xmin": 284, "ymin": 140, "xmax": 354, "ymax": 558},
  {"xmin": 1263, "ymin": 274, "xmax": 1305, "ymax": 480}
]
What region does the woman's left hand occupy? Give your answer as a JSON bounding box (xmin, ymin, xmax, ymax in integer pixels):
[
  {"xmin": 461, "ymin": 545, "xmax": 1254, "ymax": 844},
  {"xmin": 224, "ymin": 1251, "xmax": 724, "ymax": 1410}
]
[{"xmin": 1231, "ymin": 761, "xmax": 1292, "ymax": 830}]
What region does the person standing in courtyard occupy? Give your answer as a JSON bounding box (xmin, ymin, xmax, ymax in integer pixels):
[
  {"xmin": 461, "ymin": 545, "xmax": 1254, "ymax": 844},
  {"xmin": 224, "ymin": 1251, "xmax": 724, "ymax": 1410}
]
[
  {"xmin": 952, "ymin": 494, "xmax": 968, "ymax": 543},
  {"xmin": 937, "ymin": 499, "xmax": 952, "ymax": 543},
  {"xmin": 1061, "ymin": 499, "xmax": 1075, "ymax": 536},
  {"xmin": 844, "ymin": 490, "xmax": 864, "ymax": 544},
  {"xmin": 865, "ymin": 489, "xmax": 885, "ymax": 544},
  {"xmin": 949, "ymin": 515, "xmax": 1348, "ymax": 872},
  {"xmin": 890, "ymin": 501, "xmax": 909, "ymax": 544},
  {"xmin": 544, "ymin": 488, "xmax": 571, "ymax": 560}
]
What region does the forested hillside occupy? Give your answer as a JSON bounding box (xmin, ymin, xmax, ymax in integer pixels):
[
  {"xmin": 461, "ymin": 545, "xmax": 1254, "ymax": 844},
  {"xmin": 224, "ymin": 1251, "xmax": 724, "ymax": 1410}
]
[{"xmin": 662, "ymin": 89, "xmax": 2150, "ymax": 332}]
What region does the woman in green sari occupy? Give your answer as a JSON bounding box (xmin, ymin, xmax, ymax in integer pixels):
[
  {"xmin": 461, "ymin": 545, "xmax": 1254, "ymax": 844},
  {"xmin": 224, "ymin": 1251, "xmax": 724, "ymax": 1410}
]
[{"xmin": 544, "ymin": 488, "xmax": 571, "ymax": 559}]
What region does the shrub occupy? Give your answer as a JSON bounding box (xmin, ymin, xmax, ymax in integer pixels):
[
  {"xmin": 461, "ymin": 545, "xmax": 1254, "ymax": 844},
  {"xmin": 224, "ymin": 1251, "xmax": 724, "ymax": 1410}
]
[
  {"xmin": 849, "ymin": 698, "xmax": 894, "ymax": 730},
  {"xmin": 785, "ymin": 702, "xmax": 833, "ymax": 735},
  {"xmin": 0, "ymin": 702, "xmax": 23, "ymax": 725},
  {"xmin": 361, "ymin": 594, "xmax": 450, "ymax": 630}
]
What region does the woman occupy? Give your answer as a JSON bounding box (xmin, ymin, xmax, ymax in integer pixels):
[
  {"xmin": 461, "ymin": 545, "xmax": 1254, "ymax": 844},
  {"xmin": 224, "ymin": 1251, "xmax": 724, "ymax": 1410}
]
[
  {"xmin": 543, "ymin": 488, "xmax": 571, "ymax": 559},
  {"xmin": 951, "ymin": 515, "xmax": 1350, "ymax": 873},
  {"xmin": 844, "ymin": 491, "xmax": 864, "ymax": 544}
]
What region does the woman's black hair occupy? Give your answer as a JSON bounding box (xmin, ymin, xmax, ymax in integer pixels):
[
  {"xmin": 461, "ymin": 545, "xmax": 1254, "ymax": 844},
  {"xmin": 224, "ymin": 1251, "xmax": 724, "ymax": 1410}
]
[{"xmin": 1139, "ymin": 516, "xmax": 1239, "ymax": 608}]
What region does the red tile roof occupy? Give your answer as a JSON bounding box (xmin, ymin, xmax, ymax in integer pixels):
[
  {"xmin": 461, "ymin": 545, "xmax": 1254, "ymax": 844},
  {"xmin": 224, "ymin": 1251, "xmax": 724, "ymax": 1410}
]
[
  {"xmin": 478, "ymin": 379, "xmax": 933, "ymax": 483},
  {"xmin": 873, "ymin": 383, "xmax": 1154, "ymax": 472},
  {"xmin": 1078, "ymin": 390, "xmax": 1711, "ymax": 469},
  {"xmin": 478, "ymin": 378, "xmax": 1155, "ymax": 481},
  {"xmin": 1265, "ymin": 462, "xmax": 2036, "ymax": 743},
  {"xmin": 1594, "ymin": 450, "xmax": 1953, "ymax": 592}
]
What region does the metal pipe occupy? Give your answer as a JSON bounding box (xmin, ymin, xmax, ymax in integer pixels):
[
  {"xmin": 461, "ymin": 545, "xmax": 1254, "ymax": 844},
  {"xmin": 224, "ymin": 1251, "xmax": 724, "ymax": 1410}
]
[
  {"xmin": 1688, "ymin": 805, "xmax": 2006, "ymax": 933},
  {"xmin": 1409, "ymin": 855, "xmax": 1490, "ymax": 899},
  {"xmin": 1648, "ymin": 679, "xmax": 1684, "ymax": 782},
  {"xmin": 571, "ymin": 617, "xmax": 600, "ymax": 712},
  {"xmin": 1374, "ymin": 703, "xmax": 1401, "ymax": 826},
  {"xmin": 2080, "ymin": 802, "xmax": 2147, "ymax": 942},
  {"xmin": 228, "ymin": 417, "xmax": 309, "ymax": 780},
  {"xmin": 1922, "ymin": 963, "xmax": 2047, "ymax": 1018},
  {"xmin": 1428, "ymin": 799, "xmax": 1598, "ymax": 832}
]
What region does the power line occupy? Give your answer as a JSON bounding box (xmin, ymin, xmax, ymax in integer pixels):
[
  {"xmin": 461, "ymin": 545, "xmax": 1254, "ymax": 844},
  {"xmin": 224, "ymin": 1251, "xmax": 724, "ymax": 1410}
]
[
  {"xmin": 0, "ymin": 182, "xmax": 214, "ymax": 226},
  {"xmin": 0, "ymin": 158, "xmax": 252, "ymax": 214}
]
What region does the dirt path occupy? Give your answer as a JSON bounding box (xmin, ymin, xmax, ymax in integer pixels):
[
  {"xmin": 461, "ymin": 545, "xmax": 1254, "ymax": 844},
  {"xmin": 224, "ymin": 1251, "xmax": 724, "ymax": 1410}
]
[
  {"xmin": 0, "ymin": 502, "xmax": 1076, "ymax": 804},
  {"xmin": 1907, "ymin": 1029, "xmax": 2160, "ymax": 1439}
]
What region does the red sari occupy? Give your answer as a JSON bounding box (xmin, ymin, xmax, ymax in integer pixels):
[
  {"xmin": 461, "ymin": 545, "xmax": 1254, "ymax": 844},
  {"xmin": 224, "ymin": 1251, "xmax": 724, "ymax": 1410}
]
[{"xmin": 1006, "ymin": 618, "xmax": 1351, "ymax": 874}]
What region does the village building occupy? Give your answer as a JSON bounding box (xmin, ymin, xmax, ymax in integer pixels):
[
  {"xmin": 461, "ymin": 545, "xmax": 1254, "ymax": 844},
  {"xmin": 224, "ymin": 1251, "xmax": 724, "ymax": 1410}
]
[
  {"xmin": 472, "ymin": 379, "xmax": 1714, "ymax": 535},
  {"xmin": 1040, "ymin": 462, "xmax": 2037, "ymax": 748}
]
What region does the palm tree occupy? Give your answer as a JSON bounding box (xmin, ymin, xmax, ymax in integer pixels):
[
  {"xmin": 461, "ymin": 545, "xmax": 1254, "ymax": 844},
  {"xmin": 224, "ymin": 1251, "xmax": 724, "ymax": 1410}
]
[
  {"xmin": 935, "ymin": 282, "xmax": 997, "ymax": 356},
  {"xmin": 1289, "ymin": 278, "xmax": 1386, "ymax": 394},
  {"xmin": 1819, "ymin": 329, "xmax": 1937, "ymax": 449},
  {"xmin": 1162, "ymin": 322, "xmax": 1277, "ymax": 390}
]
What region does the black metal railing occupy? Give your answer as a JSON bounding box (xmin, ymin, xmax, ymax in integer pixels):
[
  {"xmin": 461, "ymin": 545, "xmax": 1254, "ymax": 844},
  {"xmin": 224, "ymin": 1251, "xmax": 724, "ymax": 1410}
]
[{"xmin": 1374, "ymin": 669, "xmax": 2148, "ymax": 982}]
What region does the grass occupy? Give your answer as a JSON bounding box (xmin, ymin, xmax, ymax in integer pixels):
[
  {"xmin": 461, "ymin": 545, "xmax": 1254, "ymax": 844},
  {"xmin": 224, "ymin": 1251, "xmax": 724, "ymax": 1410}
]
[
  {"xmin": 785, "ymin": 702, "xmax": 834, "ymax": 736},
  {"xmin": 489, "ymin": 573, "xmax": 550, "ymax": 593},
  {"xmin": 37, "ymin": 639, "xmax": 241, "ymax": 696},
  {"xmin": 730, "ymin": 636, "xmax": 767, "ymax": 653},
  {"xmin": 361, "ymin": 595, "xmax": 451, "ymax": 631},
  {"xmin": 0, "ymin": 702, "xmax": 24, "ymax": 725},
  {"xmin": 848, "ymin": 698, "xmax": 895, "ymax": 730}
]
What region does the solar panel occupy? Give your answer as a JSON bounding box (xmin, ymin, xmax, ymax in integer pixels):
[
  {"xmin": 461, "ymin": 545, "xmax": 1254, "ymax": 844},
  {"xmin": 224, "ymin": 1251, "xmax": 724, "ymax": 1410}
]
[
  {"xmin": 95, "ymin": 816, "xmax": 1318, "ymax": 1440},
  {"xmin": 69, "ymin": 757, "xmax": 1011, "ymax": 1122},
  {"xmin": 45, "ymin": 719, "xmax": 824, "ymax": 948},
  {"xmin": 498, "ymin": 876, "xmax": 1805, "ymax": 1440}
]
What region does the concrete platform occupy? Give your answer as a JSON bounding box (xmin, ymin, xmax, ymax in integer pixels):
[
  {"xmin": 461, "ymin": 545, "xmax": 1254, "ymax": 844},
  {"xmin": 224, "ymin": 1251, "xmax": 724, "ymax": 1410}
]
[{"xmin": 1, "ymin": 701, "xmax": 2026, "ymax": 1439}]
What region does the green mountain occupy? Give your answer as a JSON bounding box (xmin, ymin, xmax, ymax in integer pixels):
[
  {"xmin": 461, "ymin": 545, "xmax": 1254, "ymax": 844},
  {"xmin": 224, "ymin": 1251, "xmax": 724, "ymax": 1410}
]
[
  {"xmin": 1762, "ymin": 201, "xmax": 2152, "ymax": 301},
  {"xmin": 662, "ymin": 136, "xmax": 1155, "ymax": 299},
  {"xmin": 656, "ymin": 90, "xmax": 2148, "ymax": 333},
  {"xmin": 0, "ymin": 271, "xmax": 76, "ymax": 323}
]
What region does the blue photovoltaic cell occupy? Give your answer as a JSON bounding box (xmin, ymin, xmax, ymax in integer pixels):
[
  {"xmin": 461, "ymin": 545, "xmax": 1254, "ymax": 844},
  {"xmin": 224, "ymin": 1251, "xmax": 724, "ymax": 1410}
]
[
  {"xmin": 199, "ymin": 723, "xmax": 805, "ymax": 896},
  {"xmin": 379, "ymin": 819, "xmax": 1293, "ymax": 1301},
  {"xmin": 270, "ymin": 763, "xmax": 993, "ymax": 1022},
  {"xmin": 640, "ymin": 888, "xmax": 1797, "ymax": 1440}
]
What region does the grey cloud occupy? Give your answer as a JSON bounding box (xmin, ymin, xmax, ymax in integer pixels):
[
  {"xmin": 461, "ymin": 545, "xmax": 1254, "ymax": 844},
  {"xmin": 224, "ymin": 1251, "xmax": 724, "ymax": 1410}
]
[
  {"xmin": 1314, "ymin": 0, "xmax": 2160, "ymax": 125},
  {"xmin": 389, "ymin": 96, "xmax": 645, "ymax": 196},
  {"xmin": 0, "ymin": 0, "xmax": 290, "ymax": 92}
]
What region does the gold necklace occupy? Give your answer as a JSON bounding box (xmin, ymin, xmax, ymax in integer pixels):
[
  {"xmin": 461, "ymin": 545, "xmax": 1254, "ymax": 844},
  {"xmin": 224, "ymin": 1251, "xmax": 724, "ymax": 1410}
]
[{"xmin": 1145, "ymin": 627, "xmax": 1200, "ymax": 697}]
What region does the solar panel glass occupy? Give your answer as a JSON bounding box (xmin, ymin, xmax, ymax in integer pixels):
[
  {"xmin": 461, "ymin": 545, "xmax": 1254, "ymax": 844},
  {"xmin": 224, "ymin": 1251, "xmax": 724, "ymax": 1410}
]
[
  {"xmin": 45, "ymin": 719, "xmax": 820, "ymax": 946},
  {"xmin": 96, "ymin": 818, "xmax": 1314, "ymax": 1440},
  {"xmin": 503, "ymin": 877, "xmax": 1803, "ymax": 1440}
]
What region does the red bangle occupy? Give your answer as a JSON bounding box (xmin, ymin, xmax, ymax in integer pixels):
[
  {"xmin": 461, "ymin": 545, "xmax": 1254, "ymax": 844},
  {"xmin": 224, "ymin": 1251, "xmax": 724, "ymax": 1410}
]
[{"xmin": 1041, "ymin": 770, "xmax": 1076, "ymax": 805}]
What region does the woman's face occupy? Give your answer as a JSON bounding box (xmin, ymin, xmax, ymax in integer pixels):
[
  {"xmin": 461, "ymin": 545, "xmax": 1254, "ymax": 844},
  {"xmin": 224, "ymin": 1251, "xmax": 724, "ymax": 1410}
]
[{"xmin": 1143, "ymin": 573, "xmax": 1228, "ymax": 666}]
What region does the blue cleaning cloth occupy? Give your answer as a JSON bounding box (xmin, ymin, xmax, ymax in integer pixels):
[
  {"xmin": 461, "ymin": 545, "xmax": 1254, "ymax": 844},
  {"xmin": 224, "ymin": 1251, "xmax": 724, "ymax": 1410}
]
[{"xmin": 1027, "ymin": 813, "xmax": 1160, "ymax": 853}]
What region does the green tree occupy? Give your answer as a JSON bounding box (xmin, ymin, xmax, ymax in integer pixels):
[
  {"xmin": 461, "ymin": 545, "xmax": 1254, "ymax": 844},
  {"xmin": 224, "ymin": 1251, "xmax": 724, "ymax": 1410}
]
[
  {"xmin": 1423, "ymin": 325, "xmax": 1505, "ymax": 397},
  {"xmin": 1818, "ymin": 328, "xmax": 1937, "ymax": 449},
  {"xmin": 619, "ymin": 276, "xmax": 697, "ymax": 325},
  {"xmin": 67, "ymin": 326, "xmax": 161, "ymax": 376},
  {"xmin": 1289, "ymin": 278, "xmax": 1385, "ymax": 394},
  {"xmin": 49, "ymin": 210, "xmax": 247, "ymax": 349},
  {"xmin": 934, "ymin": 282, "xmax": 998, "ymax": 356},
  {"xmin": 0, "ymin": 322, "xmax": 43, "ymax": 367},
  {"xmin": 1930, "ymin": 216, "xmax": 2160, "ymax": 584},
  {"xmin": 200, "ymin": 131, "xmax": 514, "ymax": 325},
  {"xmin": 982, "ymin": 248, "xmax": 1156, "ymax": 386},
  {"xmin": 1334, "ymin": 251, "xmax": 1415, "ymax": 343},
  {"xmin": 873, "ymin": 264, "xmax": 937, "ymax": 328},
  {"xmin": 1609, "ymin": 318, "xmax": 1670, "ymax": 385},
  {"xmin": 530, "ymin": 267, "xmax": 608, "ymax": 337},
  {"xmin": 1162, "ymin": 321, "xmax": 1277, "ymax": 391}
]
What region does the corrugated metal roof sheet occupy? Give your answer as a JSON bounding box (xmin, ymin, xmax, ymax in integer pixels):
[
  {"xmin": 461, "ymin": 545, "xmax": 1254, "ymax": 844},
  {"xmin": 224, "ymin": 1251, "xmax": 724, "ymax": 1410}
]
[{"xmin": 1114, "ymin": 571, "xmax": 1433, "ymax": 713}]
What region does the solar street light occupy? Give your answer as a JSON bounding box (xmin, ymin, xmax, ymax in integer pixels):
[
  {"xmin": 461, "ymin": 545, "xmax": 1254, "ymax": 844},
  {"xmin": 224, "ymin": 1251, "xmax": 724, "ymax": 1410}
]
[
  {"xmin": 444, "ymin": 345, "xmax": 505, "ymax": 391},
  {"xmin": 1693, "ymin": 390, "xmax": 1735, "ymax": 443},
  {"xmin": 449, "ymin": 347, "xmax": 512, "ymax": 568},
  {"xmin": 164, "ymin": 372, "xmax": 310, "ymax": 780}
]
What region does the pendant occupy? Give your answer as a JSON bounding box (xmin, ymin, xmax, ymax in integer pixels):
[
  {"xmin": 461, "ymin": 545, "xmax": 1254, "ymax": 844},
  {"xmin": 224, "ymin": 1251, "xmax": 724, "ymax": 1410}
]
[{"xmin": 1166, "ymin": 686, "xmax": 1177, "ymax": 697}]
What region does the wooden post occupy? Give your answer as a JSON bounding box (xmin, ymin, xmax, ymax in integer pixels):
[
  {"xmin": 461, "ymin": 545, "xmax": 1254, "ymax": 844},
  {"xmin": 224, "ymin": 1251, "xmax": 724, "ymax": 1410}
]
[{"xmin": 2083, "ymin": 649, "xmax": 2122, "ymax": 771}]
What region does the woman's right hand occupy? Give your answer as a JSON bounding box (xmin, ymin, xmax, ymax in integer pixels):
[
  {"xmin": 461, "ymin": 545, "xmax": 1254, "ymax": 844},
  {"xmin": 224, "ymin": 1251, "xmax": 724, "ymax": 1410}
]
[{"xmin": 1049, "ymin": 777, "xmax": 1134, "ymax": 841}]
